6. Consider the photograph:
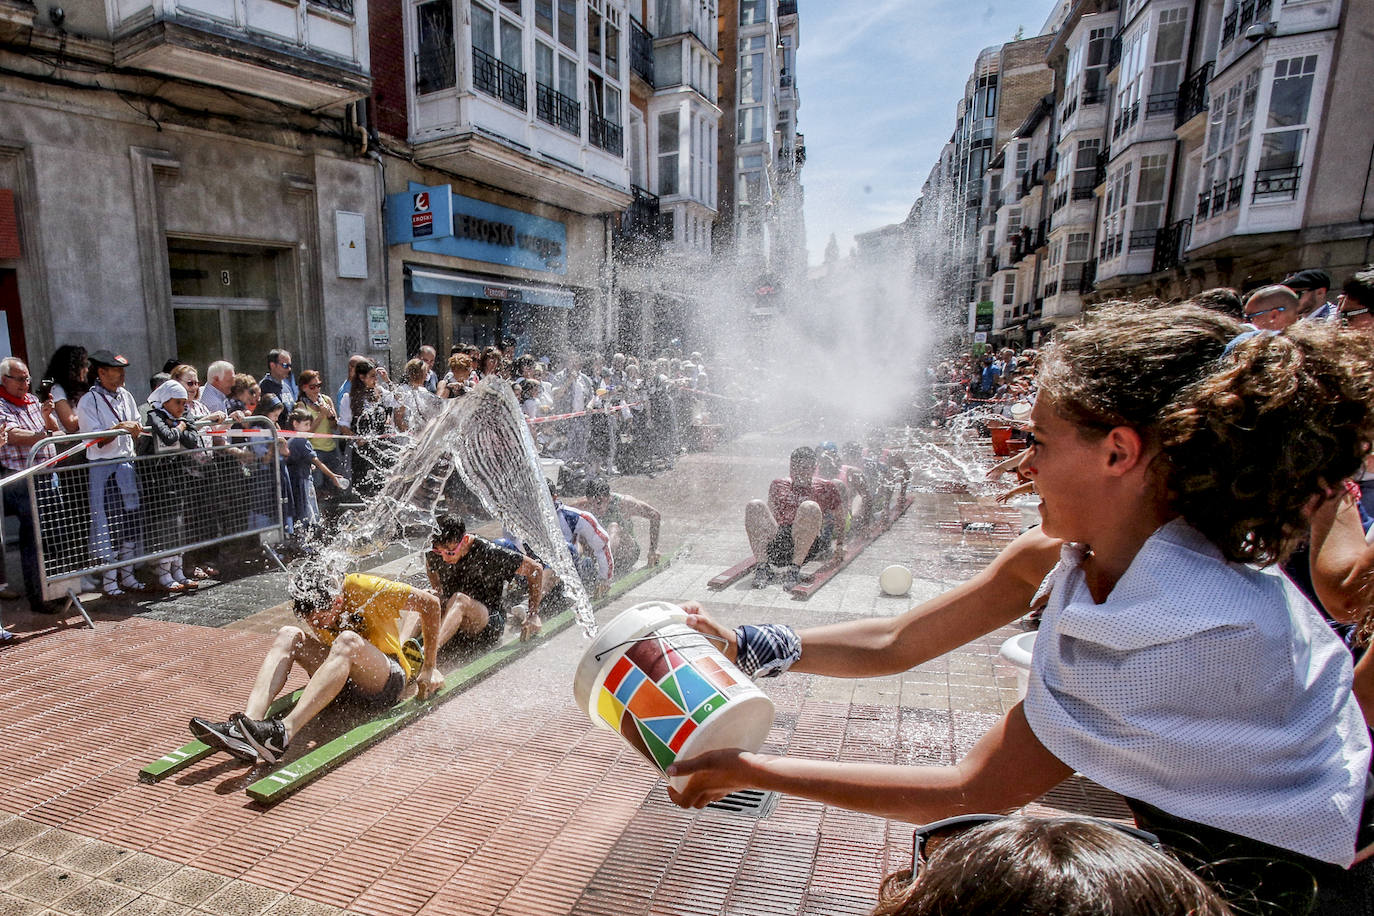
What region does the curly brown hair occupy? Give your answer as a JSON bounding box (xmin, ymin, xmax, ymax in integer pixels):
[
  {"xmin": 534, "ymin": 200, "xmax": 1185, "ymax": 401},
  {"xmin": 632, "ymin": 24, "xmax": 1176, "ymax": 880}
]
[
  {"xmin": 873, "ymin": 816, "xmax": 1232, "ymax": 916},
  {"xmin": 1039, "ymin": 303, "xmax": 1374, "ymax": 565}
]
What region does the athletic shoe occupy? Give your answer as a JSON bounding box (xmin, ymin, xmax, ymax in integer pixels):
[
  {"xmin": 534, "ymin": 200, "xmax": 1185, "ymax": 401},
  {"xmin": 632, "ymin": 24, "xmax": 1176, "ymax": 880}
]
[
  {"xmin": 191, "ymin": 716, "xmax": 257, "ymax": 762},
  {"xmin": 402, "ymin": 636, "xmax": 424, "ymax": 674},
  {"xmin": 231, "ymin": 713, "xmax": 288, "ymax": 764},
  {"xmin": 751, "ymin": 564, "xmax": 774, "ymax": 589},
  {"xmin": 780, "ymin": 564, "xmax": 802, "ymax": 589}
]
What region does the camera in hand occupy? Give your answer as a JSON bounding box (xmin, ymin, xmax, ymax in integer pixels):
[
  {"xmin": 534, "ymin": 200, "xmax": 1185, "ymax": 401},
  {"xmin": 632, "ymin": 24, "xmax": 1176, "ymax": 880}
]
[{"xmin": 36, "ymin": 378, "xmax": 55, "ymax": 401}]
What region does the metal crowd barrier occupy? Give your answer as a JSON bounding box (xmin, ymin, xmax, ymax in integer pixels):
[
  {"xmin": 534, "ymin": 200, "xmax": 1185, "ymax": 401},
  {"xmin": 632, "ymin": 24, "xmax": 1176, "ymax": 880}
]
[{"xmin": 24, "ymin": 417, "xmax": 286, "ymax": 626}]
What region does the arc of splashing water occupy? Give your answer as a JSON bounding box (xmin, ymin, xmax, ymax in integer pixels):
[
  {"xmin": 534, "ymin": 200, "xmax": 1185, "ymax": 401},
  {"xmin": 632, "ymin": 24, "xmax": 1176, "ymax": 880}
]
[{"xmin": 330, "ymin": 378, "xmax": 597, "ymax": 637}]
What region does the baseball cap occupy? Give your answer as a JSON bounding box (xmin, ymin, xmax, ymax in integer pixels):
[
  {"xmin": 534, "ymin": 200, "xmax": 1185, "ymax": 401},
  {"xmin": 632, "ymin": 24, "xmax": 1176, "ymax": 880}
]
[{"xmin": 1282, "ymin": 269, "xmax": 1332, "ymax": 293}]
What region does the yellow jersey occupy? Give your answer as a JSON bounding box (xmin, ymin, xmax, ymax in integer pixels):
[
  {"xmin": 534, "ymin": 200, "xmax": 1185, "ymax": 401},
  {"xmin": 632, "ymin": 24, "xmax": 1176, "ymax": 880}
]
[{"xmin": 311, "ymin": 573, "xmax": 416, "ymax": 677}]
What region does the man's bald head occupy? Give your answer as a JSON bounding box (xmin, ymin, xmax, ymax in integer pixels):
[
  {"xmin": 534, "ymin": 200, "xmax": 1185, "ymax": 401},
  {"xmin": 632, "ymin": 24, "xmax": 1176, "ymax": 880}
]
[{"xmin": 1243, "ymin": 285, "xmax": 1300, "ymax": 331}]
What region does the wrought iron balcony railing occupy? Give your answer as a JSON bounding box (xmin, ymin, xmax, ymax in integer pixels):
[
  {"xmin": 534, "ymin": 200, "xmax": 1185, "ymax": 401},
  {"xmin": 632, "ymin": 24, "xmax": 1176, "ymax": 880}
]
[
  {"xmin": 630, "ymin": 19, "xmax": 654, "ymax": 86},
  {"xmin": 1175, "ymin": 61, "xmax": 1212, "ymax": 127},
  {"xmin": 1078, "ymin": 258, "xmax": 1097, "ymax": 294},
  {"xmin": 589, "ymin": 114, "xmax": 623, "ymax": 156},
  {"xmin": 1253, "ymin": 166, "xmax": 1302, "ymax": 201},
  {"xmin": 1128, "ymin": 228, "xmax": 1158, "ymax": 250},
  {"xmin": 1146, "ymin": 91, "xmax": 1178, "ymax": 118},
  {"xmin": 536, "ymin": 83, "xmax": 580, "ymax": 134},
  {"xmin": 614, "ymin": 186, "xmax": 666, "ymax": 254},
  {"xmin": 1152, "ymin": 217, "xmax": 1192, "ymax": 272},
  {"xmin": 473, "ymin": 46, "xmax": 527, "ymax": 111},
  {"xmin": 1222, "ymin": 9, "xmax": 1238, "ymax": 45},
  {"xmin": 1227, "ymin": 174, "xmax": 1244, "ymax": 209}
]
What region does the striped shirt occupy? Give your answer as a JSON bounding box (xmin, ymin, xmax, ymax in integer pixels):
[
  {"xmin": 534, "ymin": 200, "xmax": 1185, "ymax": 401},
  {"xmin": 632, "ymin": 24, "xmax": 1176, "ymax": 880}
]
[{"xmin": 0, "ymin": 396, "xmax": 54, "ymax": 470}]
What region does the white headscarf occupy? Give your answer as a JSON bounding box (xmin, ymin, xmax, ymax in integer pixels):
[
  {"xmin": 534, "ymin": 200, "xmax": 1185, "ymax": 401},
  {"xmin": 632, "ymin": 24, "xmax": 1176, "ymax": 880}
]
[{"xmin": 149, "ymin": 379, "xmax": 188, "ymax": 408}]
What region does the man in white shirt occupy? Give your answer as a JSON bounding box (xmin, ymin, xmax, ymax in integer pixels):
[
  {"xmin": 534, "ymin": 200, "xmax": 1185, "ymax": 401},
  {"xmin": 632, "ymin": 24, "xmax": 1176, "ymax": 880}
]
[
  {"xmin": 202, "ymin": 360, "xmax": 234, "ymax": 414},
  {"xmin": 553, "ymin": 352, "xmax": 593, "ymax": 465},
  {"xmin": 76, "ymin": 350, "xmax": 147, "ymax": 596}
]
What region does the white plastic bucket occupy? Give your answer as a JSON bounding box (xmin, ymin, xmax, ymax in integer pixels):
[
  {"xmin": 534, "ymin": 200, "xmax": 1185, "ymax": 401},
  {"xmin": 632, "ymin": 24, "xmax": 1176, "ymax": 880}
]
[
  {"xmin": 998, "ymin": 631, "xmax": 1037, "ymax": 699},
  {"xmin": 573, "ymin": 601, "xmax": 775, "ymax": 789},
  {"xmin": 879, "ymin": 564, "xmax": 913, "ymax": 596}
]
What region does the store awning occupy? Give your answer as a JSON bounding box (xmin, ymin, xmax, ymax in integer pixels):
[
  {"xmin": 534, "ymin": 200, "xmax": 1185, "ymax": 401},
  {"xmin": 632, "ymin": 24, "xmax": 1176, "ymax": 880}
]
[{"xmin": 407, "ymin": 267, "xmax": 575, "ymax": 309}]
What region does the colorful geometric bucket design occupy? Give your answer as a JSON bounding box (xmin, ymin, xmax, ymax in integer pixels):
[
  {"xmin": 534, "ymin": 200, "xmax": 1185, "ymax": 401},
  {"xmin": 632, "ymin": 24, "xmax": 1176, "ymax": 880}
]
[{"xmin": 594, "ymin": 626, "xmax": 752, "ymax": 772}]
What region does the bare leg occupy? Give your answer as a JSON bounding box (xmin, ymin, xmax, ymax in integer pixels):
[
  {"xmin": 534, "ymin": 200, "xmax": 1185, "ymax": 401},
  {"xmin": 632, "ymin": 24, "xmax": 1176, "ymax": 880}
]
[
  {"xmin": 243, "ymin": 625, "xmax": 330, "ymax": 719},
  {"xmin": 400, "ymin": 592, "xmax": 491, "ymax": 645},
  {"xmin": 745, "ymin": 499, "xmax": 779, "ymax": 563},
  {"xmin": 439, "ymin": 592, "xmax": 491, "ymax": 640},
  {"xmin": 280, "ymin": 632, "xmax": 394, "ymax": 739},
  {"xmin": 791, "ymin": 500, "xmax": 823, "ymax": 566}
]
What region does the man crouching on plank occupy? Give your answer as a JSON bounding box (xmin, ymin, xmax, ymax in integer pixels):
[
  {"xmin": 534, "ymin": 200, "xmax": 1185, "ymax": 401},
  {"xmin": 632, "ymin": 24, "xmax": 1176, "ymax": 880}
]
[{"xmin": 190, "ymin": 572, "xmax": 444, "ymax": 764}]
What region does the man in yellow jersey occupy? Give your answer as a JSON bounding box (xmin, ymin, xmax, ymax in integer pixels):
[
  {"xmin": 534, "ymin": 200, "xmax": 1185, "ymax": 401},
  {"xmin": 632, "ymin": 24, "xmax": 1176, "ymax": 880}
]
[{"xmin": 189, "ymin": 572, "xmax": 444, "ymax": 764}]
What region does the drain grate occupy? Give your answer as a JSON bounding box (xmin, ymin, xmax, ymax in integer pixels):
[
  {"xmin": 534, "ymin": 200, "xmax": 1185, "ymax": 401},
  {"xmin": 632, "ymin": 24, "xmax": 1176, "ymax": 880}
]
[{"xmin": 704, "ymin": 789, "xmax": 781, "ymax": 818}]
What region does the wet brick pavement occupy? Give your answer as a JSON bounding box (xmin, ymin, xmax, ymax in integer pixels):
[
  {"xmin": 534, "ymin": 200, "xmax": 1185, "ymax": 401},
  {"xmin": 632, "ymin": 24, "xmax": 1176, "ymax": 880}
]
[{"xmin": 0, "ymin": 429, "xmax": 1127, "ymax": 915}]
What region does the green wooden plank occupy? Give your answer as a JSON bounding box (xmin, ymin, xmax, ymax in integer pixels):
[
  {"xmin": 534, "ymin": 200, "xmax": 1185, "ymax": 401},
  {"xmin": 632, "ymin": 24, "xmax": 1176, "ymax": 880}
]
[
  {"xmin": 245, "ymin": 555, "xmax": 672, "ymax": 805},
  {"xmin": 138, "ymin": 690, "xmax": 303, "ymax": 784}
]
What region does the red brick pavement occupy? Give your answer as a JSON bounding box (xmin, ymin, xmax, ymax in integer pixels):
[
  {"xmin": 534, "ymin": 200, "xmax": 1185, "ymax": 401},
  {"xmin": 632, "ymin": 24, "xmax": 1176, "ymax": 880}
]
[{"xmin": 0, "ymin": 614, "xmax": 937, "ymax": 914}]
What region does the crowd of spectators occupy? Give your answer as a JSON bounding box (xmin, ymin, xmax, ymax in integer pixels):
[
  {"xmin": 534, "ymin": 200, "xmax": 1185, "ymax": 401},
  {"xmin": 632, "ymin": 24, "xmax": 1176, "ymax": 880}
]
[
  {"xmin": 0, "ymin": 335, "xmax": 744, "ymax": 636},
  {"xmin": 925, "ymin": 266, "xmax": 1366, "ymax": 427}
]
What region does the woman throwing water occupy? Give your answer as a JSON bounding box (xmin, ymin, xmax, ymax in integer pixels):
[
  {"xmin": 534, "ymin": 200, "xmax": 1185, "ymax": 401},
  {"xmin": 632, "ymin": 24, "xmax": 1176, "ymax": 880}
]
[{"xmin": 671, "ymin": 304, "xmax": 1374, "ymax": 912}]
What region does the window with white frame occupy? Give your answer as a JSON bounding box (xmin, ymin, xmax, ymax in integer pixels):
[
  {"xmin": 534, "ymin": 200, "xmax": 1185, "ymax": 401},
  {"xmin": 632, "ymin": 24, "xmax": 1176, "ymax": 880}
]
[
  {"xmin": 587, "ymin": 2, "xmax": 622, "ymax": 147},
  {"xmin": 1063, "ymin": 230, "xmax": 1090, "ymax": 285},
  {"xmin": 1148, "ymin": 7, "xmax": 1186, "ymax": 114},
  {"xmin": 1102, "ymin": 161, "xmax": 1132, "ymax": 258},
  {"xmin": 415, "ymin": 0, "xmax": 456, "ymax": 94},
  {"xmin": 737, "ymin": 153, "xmax": 763, "ymax": 206},
  {"xmin": 1256, "ymin": 55, "xmax": 1317, "ymax": 199},
  {"xmin": 1199, "ymin": 69, "xmax": 1258, "ymax": 216},
  {"xmin": 740, "ymin": 0, "xmax": 764, "ymax": 25},
  {"xmin": 535, "ymin": 7, "xmax": 579, "ymax": 134},
  {"xmin": 737, "ymin": 35, "xmax": 765, "ymax": 144},
  {"xmin": 1002, "ymin": 274, "xmax": 1016, "ymax": 306},
  {"xmin": 472, "ymin": 1, "xmax": 522, "ymax": 72},
  {"xmin": 1014, "ymin": 143, "xmax": 1029, "ymax": 184},
  {"xmin": 1007, "ymin": 207, "xmax": 1022, "ymax": 240},
  {"xmin": 1082, "ymin": 27, "xmax": 1112, "ymax": 100},
  {"xmin": 1131, "ymin": 154, "xmax": 1168, "ymax": 247},
  {"xmin": 1074, "ymin": 139, "xmax": 1101, "ymax": 194},
  {"xmin": 1115, "ymin": 21, "xmax": 1150, "ymax": 135},
  {"xmin": 657, "ymin": 110, "xmax": 679, "ymax": 196}
]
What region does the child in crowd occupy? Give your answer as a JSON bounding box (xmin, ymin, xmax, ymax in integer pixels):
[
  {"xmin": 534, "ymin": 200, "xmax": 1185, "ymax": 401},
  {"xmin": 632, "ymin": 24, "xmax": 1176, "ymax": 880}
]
[
  {"xmin": 285, "ymin": 407, "xmax": 344, "ymax": 546},
  {"xmin": 246, "ymin": 394, "xmax": 288, "ymax": 531}
]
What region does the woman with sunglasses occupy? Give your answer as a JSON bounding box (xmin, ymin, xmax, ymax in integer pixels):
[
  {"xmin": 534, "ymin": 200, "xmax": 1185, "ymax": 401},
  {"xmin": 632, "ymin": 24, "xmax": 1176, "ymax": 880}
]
[{"xmin": 671, "ymin": 304, "xmax": 1374, "ymax": 913}]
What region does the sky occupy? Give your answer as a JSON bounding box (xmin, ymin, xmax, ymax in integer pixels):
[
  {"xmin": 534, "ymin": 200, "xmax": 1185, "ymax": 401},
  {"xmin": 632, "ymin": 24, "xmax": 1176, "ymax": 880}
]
[{"xmin": 796, "ymin": 0, "xmax": 1056, "ymax": 266}]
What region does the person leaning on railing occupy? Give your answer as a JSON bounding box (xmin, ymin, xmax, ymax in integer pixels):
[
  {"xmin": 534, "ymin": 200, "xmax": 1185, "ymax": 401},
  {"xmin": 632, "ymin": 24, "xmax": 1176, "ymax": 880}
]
[
  {"xmin": 169, "ymin": 364, "xmax": 222, "ymax": 579},
  {"xmin": 0, "ymin": 356, "xmax": 62, "ymax": 613},
  {"xmin": 74, "ymin": 350, "xmax": 147, "ymax": 598},
  {"xmin": 139, "ymin": 380, "xmax": 205, "ymax": 592}
]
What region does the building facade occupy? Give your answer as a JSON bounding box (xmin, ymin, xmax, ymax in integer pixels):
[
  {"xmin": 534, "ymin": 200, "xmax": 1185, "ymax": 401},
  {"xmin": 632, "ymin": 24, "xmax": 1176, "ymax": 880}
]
[
  {"xmin": 909, "ymin": 0, "xmax": 1374, "ymax": 347},
  {"xmin": 373, "ymin": 0, "xmax": 636, "ymax": 362},
  {"xmin": 715, "ymin": 0, "xmax": 806, "ymax": 319},
  {"xmin": 0, "ymin": 0, "xmax": 378, "ymax": 384}
]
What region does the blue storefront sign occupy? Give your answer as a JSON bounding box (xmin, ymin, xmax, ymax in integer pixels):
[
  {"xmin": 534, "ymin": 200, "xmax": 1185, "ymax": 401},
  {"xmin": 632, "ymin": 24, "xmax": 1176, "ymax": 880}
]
[
  {"xmin": 401, "ymin": 182, "xmax": 567, "ymax": 275},
  {"xmin": 385, "ymin": 184, "xmax": 454, "ymax": 244}
]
